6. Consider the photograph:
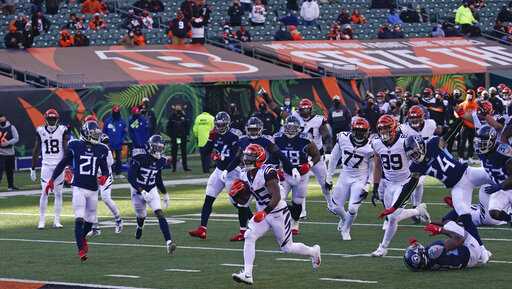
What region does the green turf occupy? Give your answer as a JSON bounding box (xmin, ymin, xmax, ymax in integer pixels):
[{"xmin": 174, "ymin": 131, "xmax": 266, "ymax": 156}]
[{"xmin": 1, "ymin": 177, "xmax": 512, "ymax": 289}]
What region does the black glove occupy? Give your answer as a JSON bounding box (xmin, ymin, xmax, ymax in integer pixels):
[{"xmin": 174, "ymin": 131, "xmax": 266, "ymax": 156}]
[
  {"xmin": 360, "ymin": 189, "xmax": 368, "ymax": 200},
  {"xmin": 325, "ymin": 181, "xmax": 333, "ymax": 191},
  {"xmin": 371, "ymin": 183, "xmax": 380, "ymax": 207}
]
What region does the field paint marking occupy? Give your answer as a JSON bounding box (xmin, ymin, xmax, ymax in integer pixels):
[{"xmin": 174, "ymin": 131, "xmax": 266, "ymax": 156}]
[
  {"xmin": 221, "ymin": 264, "xmax": 245, "ymax": 267},
  {"xmin": 165, "ymin": 269, "xmax": 201, "ymax": 273},
  {"xmin": 276, "ymin": 258, "xmax": 310, "ymax": 262},
  {"xmin": 483, "ymin": 238, "xmax": 512, "ymax": 242},
  {"xmin": 0, "ymin": 277, "xmax": 155, "ymax": 289},
  {"xmin": 2, "ymin": 237, "xmax": 511, "ymax": 264},
  {"xmin": 105, "ymin": 274, "xmax": 141, "ymax": 279},
  {"xmin": 320, "ymin": 278, "xmax": 378, "ymax": 284}
]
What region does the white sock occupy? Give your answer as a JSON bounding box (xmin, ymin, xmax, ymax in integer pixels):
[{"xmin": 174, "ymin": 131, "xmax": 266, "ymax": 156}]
[
  {"xmin": 284, "ymin": 242, "xmax": 315, "ymax": 257},
  {"xmin": 243, "ymin": 237, "xmax": 256, "ymax": 276},
  {"xmin": 320, "ymin": 185, "xmax": 334, "ymax": 208},
  {"xmin": 39, "ymin": 192, "xmax": 48, "ymax": 224},
  {"xmin": 411, "ymin": 184, "xmax": 424, "ymax": 207},
  {"xmin": 54, "ymin": 190, "xmax": 62, "ymax": 224},
  {"xmin": 103, "ymin": 198, "xmax": 120, "ymax": 220},
  {"xmin": 300, "ymin": 198, "xmax": 307, "ymax": 217},
  {"xmin": 381, "ymin": 220, "xmax": 398, "ymax": 248},
  {"xmin": 396, "ymin": 208, "xmax": 420, "ymax": 223},
  {"xmin": 343, "ymin": 212, "xmax": 356, "ymax": 232}
]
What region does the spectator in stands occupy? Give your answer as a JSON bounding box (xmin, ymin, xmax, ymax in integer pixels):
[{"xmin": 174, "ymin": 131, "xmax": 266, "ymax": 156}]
[
  {"xmin": 228, "ymin": 0, "xmax": 243, "ymax": 27},
  {"xmin": 222, "ymin": 23, "xmax": 236, "ymax": 48},
  {"xmin": 66, "ymin": 13, "xmax": 79, "ymax": 30},
  {"xmin": 250, "ymin": 0, "xmax": 266, "ymax": 26},
  {"xmin": 88, "ymin": 13, "xmax": 107, "ymax": 30},
  {"xmin": 81, "ymin": 0, "xmax": 104, "ymax": 14},
  {"xmin": 240, "ymin": 0, "xmax": 251, "ymax": 13},
  {"xmin": 351, "ymin": 9, "xmax": 367, "ymax": 24},
  {"xmin": 327, "ymin": 22, "xmax": 341, "ymax": 40},
  {"xmin": 4, "ymin": 26, "xmax": 23, "ymax": 49},
  {"xmin": 191, "ymin": 16, "xmax": 206, "ymax": 44},
  {"xmin": 31, "ymin": 11, "xmax": 50, "ymax": 37},
  {"xmin": 30, "ymin": 0, "xmax": 43, "ymax": 13},
  {"xmin": 122, "ymin": 9, "xmax": 142, "ymax": 31},
  {"xmin": 193, "ymin": 110, "xmax": 214, "ymax": 173},
  {"xmin": 22, "ymin": 22, "xmax": 34, "ymax": 48},
  {"xmin": 73, "ymin": 30, "xmax": 90, "ymax": 46},
  {"xmin": 134, "ymin": 0, "xmax": 151, "ymax": 13},
  {"xmin": 274, "ymin": 25, "xmax": 292, "ymax": 41},
  {"xmin": 289, "ymin": 25, "xmax": 303, "ymax": 40},
  {"xmin": 300, "ymin": 0, "xmax": 319, "ymax": 26},
  {"xmin": 286, "ymin": 0, "xmax": 298, "ymax": 12},
  {"xmin": 0, "ymin": 114, "xmax": 19, "ymax": 191},
  {"xmin": 432, "ymin": 23, "xmax": 445, "ymax": 37},
  {"xmin": 377, "ymin": 23, "xmax": 394, "ymax": 39},
  {"xmin": 336, "ymin": 9, "xmax": 351, "ymax": 25},
  {"xmin": 455, "ymin": 1, "xmax": 478, "ymax": 36},
  {"xmin": 167, "ymin": 10, "xmax": 191, "ymax": 45},
  {"xmin": 194, "ymin": 0, "xmax": 211, "ymax": 25},
  {"xmin": 11, "ymin": 14, "xmax": 29, "ymax": 32},
  {"xmin": 120, "ymin": 30, "xmax": 137, "ymax": 46},
  {"xmin": 392, "ymin": 24, "xmax": 404, "ymax": 38},
  {"xmin": 328, "ymin": 95, "xmax": 351, "ymax": 135},
  {"xmin": 235, "ymin": 25, "xmax": 251, "ymax": 42},
  {"xmin": 253, "ymin": 102, "xmax": 277, "ymax": 135},
  {"xmin": 166, "ymin": 104, "xmax": 191, "ymax": 172},
  {"xmin": 341, "ymin": 24, "xmax": 353, "ymax": 39},
  {"xmin": 371, "ymin": 0, "xmax": 396, "ymax": 9},
  {"xmin": 280, "ymin": 11, "xmax": 299, "ymax": 27},
  {"xmin": 133, "ymin": 29, "xmax": 146, "ymax": 46},
  {"xmin": 399, "ymin": 5, "xmax": 421, "ymax": 23},
  {"xmin": 141, "ymin": 10, "xmax": 154, "ymax": 30},
  {"xmin": 2, "ymin": 0, "xmax": 17, "ymax": 15},
  {"xmin": 59, "ymin": 29, "xmax": 74, "ymax": 47},
  {"xmin": 45, "ymin": 0, "xmax": 59, "ymax": 15},
  {"xmin": 149, "ymin": 0, "xmax": 164, "ymax": 12},
  {"xmin": 103, "ymin": 105, "xmax": 126, "ymax": 177},
  {"xmin": 180, "ymin": 0, "xmax": 196, "ymax": 21},
  {"xmin": 497, "ymin": 5, "xmax": 512, "ymax": 22},
  {"xmin": 128, "ymin": 106, "xmax": 149, "ymax": 155},
  {"xmin": 387, "ymin": 9, "xmax": 402, "ymax": 25}
]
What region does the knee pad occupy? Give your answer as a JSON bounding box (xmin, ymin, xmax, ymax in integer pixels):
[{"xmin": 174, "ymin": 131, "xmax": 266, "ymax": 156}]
[
  {"xmin": 289, "ymin": 202, "xmax": 302, "ymax": 221},
  {"xmin": 154, "ymin": 209, "xmax": 165, "ymax": 219},
  {"xmin": 347, "ymin": 205, "xmax": 359, "ymax": 215},
  {"xmin": 75, "ymin": 217, "xmax": 85, "ymax": 224}
]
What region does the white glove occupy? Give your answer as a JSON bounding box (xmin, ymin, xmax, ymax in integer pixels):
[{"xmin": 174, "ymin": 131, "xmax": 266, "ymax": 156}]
[
  {"xmin": 141, "ymin": 190, "xmax": 152, "ymax": 202},
  {"xmin": 220, "ymin": 170, "xmax": 228, "ymax": 182},
  {"xmin": 162, "ymin": 193, "xmax": 170, "ymax": 209},
  {"xmin": 291, "ymin": 168, "xmax": 300, "ymax": 182},
  {"xmin": 326, "ymin": 174, "xmax": 333, "ymax": 186},
  {"xmin": 30, "ymin": 169, "xmax": 37, "ymax": 182}
]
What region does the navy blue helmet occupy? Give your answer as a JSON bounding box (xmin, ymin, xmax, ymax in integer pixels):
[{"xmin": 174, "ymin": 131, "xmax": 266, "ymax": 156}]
[
  {"xmin": 81, "ymin": 121, "xmax": 102, "ymax": 144},
  {"xmin": 404, "ymin": 243, "xmax": 428, "ymax": 271},
  {"xmin": 283, "ymin": 115, "xmax": 301, "ymax": 138},
  {"xmin": 215, "ymin": 111, "xmax": 231, "ymax": 135},
  {"xmin": 246, "ymin": 117, "xmax": 263, "ymax": 139},
  {"xmin": 404, "ymin": 135, "xmax": 426, "ymax": 163},
  {"xmin": 148, "ymin": 134, "xmax": 165, "ymax": 159},
  {"xmin": 475, "ymin": 125, "xmax": 497, "ymax": 154}
]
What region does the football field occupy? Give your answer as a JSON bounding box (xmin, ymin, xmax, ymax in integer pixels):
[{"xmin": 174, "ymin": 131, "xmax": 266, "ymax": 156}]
[{"xmin": 1, "ymin": 174, "xmax": 512, "ymax": 289}]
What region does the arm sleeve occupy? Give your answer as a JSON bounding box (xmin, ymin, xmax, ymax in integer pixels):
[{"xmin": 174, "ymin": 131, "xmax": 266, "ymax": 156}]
[
  {"xmin": 8, "ymin": 125, "xmax": 19, "ymax": 145},
  {"xmin": 98, "ymin": 155, "xmax": 109, "ymax": 177},
  {"xmin": 226, "ymin": 143, "xmax": 242, "ymax": 172},
  {"xmin": 52, "ymin": 147, "xmax": 73, "ymax": 180},
  {"xmin": 156, "ymin": 170, "xmax": 167, "ymax": 194},
  {"xmin": 127, "ymin": 159, "xmax": 141, "ymax": 190},
  {"xmin": 391, "ymin": 175, "xmax": 420, "ymax": 209},
  {"xmin": 327, "ymin": 140, "xmax": 342, "ymax": 177}
]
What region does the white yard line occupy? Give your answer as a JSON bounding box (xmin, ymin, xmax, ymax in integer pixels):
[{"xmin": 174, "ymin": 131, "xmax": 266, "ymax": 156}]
[
  {"xmin": 105, "ymin": 274, "xmax": 141, "ymax": 279},
  {"xmin": 164, "ymin": 269, "xmax": 201, "ymax": 273},
  {"xmin": 220, "ymin": 264, "xmax": 245, "ymax": 267},
  {"xmin": 320, "ymin": 278, "xmax": 378, "ymax": 284},
  {"xmin": 276, "ymin": 258, "xmax": 310, "ymax": 262},
  {"xmin": 0, "ymin": 277, "xmax": 155, "ymax": 289}
]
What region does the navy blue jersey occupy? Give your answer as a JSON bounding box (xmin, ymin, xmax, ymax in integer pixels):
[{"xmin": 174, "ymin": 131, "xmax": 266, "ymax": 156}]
[
  {"xmin": 203, "ymin": 128, "xmax": 241, "ymax": 171},
  {"xmin": 425, "ymin": 240, "xmax": 470, "ymax": 270},
  {"xmin": 273, "ymin": 132, "xmax": 310, "ymax": 166},
  {"xmin": 128, "ymin": 152, "xmax": 167, "ymax": 193},
  {"xmin": 478, "ymin": 143, "xmax": 512, "ymax": 184},
  {"xmin": 52, "ymin": 139, "xmax": 109, "ymax": 191},
  {"xmin": 410, "ymin": 137, "xmax": 467, "ymax": 188},
  {"xmin": 238, "ymin": 135, "xmax": 276, "ymax": 162}
]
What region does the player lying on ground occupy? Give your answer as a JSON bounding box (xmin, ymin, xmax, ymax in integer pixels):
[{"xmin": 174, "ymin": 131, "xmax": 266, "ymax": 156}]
[
  {"xmin": 404, "ymin": 221, "xmax": 491, "ymax": 271},
  {"xmin": 230, "ymin": 143, "xmax": 321, "ymax": 285}
]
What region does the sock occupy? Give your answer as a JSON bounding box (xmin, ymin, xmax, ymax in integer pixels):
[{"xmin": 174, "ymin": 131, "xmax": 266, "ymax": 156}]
[
  {"xmin": 381, "ymin": 220, "xmax": 398, "ymax": 248},
  {"xmin": 83, "ymin": 222, "xmax": 93, "ymax": 238},
  {"xmin": 411, "ymin": 183, "xmax": 424, "ymax": 207},
  {"xmin": 442, "ymin": 209, "xmax": 460, "ymax": 223},
  {"xmin": 243, "ymin": 237, "xmax": 256, "ymax": 276},
  {"xmin": 289, "ymin": 202, "xmax": 302, "ymax": 221},
  {"xmin": 137, "ymin": 217, "xmax": 145, "ymax": 228},
  {"xmin": 396, "ymin": 208, "xmax": 419, "ymax": 222},
  {"xmin": 74, "ymin": 218, "xmax": 85, "ymax": 250},
  {"xmin": 158, "ymin": 217, "xmax": 172, "ymax": 241},
  {"xmin": 460, "ymin": 214, "xmax": 483, "ymax": 245},
  {"xmin": 200, "ymin": 196, "xmax": 216, "ymax": 227},
  {"xmin": 300, "ymin": 197, "xmax": 307, "ymax": 218},
  {"xmin": 237, "ymin": 206, "xmax": 252, "ymax": 229},
  {"xmin": 320, "ymin": 184, "xmax": 333, "ymax": 208},
  {"xmin": 342, "ymin": 212, "xmax": 356, "ymax": 232},
  {"xmin": 103, "ymin": 197, "xmax": 120, "ymax": 220},
  {"xmin": 39, "ymin": 193, "xmax": 48, "ymax": 224},
  {"xmin": 54, "ymin": 190, "xmax": 62, "ymax": 224},
  {"xmin": 283, "ymin": 242, "xmax": 315, "ymax": 256}
]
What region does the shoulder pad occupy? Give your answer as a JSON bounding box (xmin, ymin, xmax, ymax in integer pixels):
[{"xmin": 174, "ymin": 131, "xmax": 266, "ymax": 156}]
[
  {"xmin": 298, "ymin": 132, "xmax": 310, "ymax": 140},
  {"xmin": 337, "ymin": 131, "xmax": 351, "ymax": 140},
  {"xmin": 68, "ymin": 139, "xmax": 80, "ymax": 146},
  {"xmin": 262, "ymin": 134, "xmax": 274, "ymax": 142},
  {"xmin": 230, "ymin": 128, "xmax": 243, "ymax": 137},
  {"xmin": 497, "ymin": 143, "xmax": 512, "ymax": 157},
  {"xmin": 427, "ymin": 244, "xmax": 444, "ymax": 260},
  {"xmin": 273, "ymin": 132, "xmax": 284, "ymax": 138}
]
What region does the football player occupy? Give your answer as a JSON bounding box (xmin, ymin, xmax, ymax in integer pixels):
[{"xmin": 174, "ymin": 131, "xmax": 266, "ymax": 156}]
[
  {"xmin": 292, "ymin": 98, "xmax": 334, "ymax": 215},
  {"xmin": 45, "ymin": 120, "xmax": 109, "ymax": 261},
  {"xmin": 128, "ymin": 134, "xmax": 175, "ymax": 255},
  {"xmin": 87, "ymin": 133, "xmax": 123, "ymax": 237},
  {"xmin": 274, "ymin": 115, "xmax": 321, "ymax": 235},
  {"xmin": 189, "ymin": 112, "xmax": 246, "ymax": 241},
  {"xmin": 32, "ymin": 109, "xmax": 68, "ymax": 229},
  {"xmin": 370, "ymin": 114, "xmax": 430, "ymax": 257},
  {"xmin": 230, "ymin": 144, "xmax": 321, "ymax": 285},
  {"xmin": 404, "ymin": 221, "xmax": 490, "ymax": 271},
  {"xmin": 327, "ymin": 117, "xmax": 373, "ymax": 240}
]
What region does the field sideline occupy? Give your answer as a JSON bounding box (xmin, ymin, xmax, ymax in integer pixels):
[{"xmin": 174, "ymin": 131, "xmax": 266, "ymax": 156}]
[{"xmin": 1, "ymin": 175, "xmax": 512, "ymax": 289}]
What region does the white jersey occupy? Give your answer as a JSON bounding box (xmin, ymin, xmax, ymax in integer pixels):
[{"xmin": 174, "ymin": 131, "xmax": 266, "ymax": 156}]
[
  {"xmin": 36, "ymin": 125, "xmax": 67, "ymax": 167},
  {"xmin": 328, "ymin": 132, "xmax": 373, "ymax": 180},
  {"xmin": 399, "ymin": 119, "xmax": 436, "ymax": 140},
  {"xmin": 98, "ymin": 150, "xmax": 114, "ymax": 176},
  {"xmin": 371, "ymin": 133, "xmax": 410, "ymax": 182},
  {"xmin": 240, "ymin": 164, "xmax": 286, "ymax": 212},
  {"xmin": 292, "ymin": 112, "xmax": 325, "ymax": 151}
]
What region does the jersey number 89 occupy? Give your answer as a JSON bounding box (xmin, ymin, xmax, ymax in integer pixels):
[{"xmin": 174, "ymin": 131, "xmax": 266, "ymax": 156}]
[{"xmin": 381, "ymin": 154, "xmax": 402, "ymax": 170}]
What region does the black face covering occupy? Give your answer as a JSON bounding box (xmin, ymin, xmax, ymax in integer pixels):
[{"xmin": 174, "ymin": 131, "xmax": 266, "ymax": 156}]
[
  {"xmin": 0, "ymin": 121, "xmax": 5, "ymax": 127},
  {"xmin": 259, "ymin": 104, "xmax": 266, "ymax": 112},
  {"xmin": 333, "ymin": 100, "xmax": 340, "ymax": 109}
]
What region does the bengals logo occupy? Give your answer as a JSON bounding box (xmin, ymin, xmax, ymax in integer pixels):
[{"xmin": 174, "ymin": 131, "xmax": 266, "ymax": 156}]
[{"xmin": 95, "ymin": 49, "xmax": 259, "ymax": 76}]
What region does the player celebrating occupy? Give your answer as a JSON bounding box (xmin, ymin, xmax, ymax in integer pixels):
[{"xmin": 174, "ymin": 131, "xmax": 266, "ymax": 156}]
[
  {"xmin": 230, "ymin": 144, "xmax": 321, "ymax": 285},
  {"xmin": 189, "ymin": 111, "xmax": 245, "ymax": 241},
  {"xmin": 45, "ymin": 120, "xmax": 109, "ymax": 261},
  {"xmin": 274, "ymin": 115, "xmax": 321, "ymax": 235},
  {"xmin": 292, "ymin": 98, "xmax": 334, "ymax": 215},
  {"xmin": 370, "ymin": 114, "xmax": 430, "ymax": 257},
  {"xmin": 327, "ymin": 117, "xmax": 373, "ymax": 240},
  {"xmin": 32, "ymin": 109, "xmax": 68, "ymax": 229},
  {"xmin": 128, "ymin": 134, "xmax": 175, "ymax": 255},
  {"xmin": 404, "ymin": 221, "xmax": 490, "ymax": 271}
]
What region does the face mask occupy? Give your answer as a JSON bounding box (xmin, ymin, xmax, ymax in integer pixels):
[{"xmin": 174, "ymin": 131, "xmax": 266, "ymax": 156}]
[
  {"xmin": 333, "ymin": 100, "xmax": 340, "ymax": 108},
  {"xmin": 0, "ymin": 121, "xmax": 5, "ymax": 126},
  {"xmin": 284, "ymin": 100, "xmax": 291, "ymax": 106}
]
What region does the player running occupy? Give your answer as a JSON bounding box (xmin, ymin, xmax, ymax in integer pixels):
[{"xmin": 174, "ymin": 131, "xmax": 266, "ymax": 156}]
[
  {"xmin": 370, "ymin": 114, "xmax": 430, "ymax": 257},
  {"xmin": 45, "ymin": 120, "xmax": 109, "ymax": 261},
  {"xmin": 327, "ymin": 117, "xmax": 373, "ymax": 241},
  {"xmin": 32, "ymin": 109, "xmax": 68, "ymax": 229},
  {"xmin": 128, "ymin": 134, "xmax": 175, "ymax": 255},
  {"xmin": 404, "ymin": 221, "xmax": 490, "ymax": 271},
  {"xmin": 292, "ymin": 98, "xmax": 334, "ymax": 215},
  {"xmin": 230, "ymin": 144, "xmax": 321, "ymax": 285},
  {"xmin": 274, "ymin": 115, "xmax": 321, "ymax": 235}
]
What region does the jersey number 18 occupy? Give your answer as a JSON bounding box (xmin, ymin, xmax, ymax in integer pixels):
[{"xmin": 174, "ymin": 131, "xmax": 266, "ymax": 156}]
[{"xmin": 43, "ymin": 139, "xmax": 60, "ymax": 154}]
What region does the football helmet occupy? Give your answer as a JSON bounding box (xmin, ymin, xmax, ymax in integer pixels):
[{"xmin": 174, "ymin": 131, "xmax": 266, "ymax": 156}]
[
  {"xmin": 478, "ymin": 100, "xmax": 493, "ymax": 116},
  {"xmin": 475, "ymin": 125, "xmax": 497, "ymax": 154},
  {"xmin": 245, "ymin": 117, "xmax": 263, "ymax": 139},
  {"xmin": 404, "ymin": 135, "xmax": 426, "ymax": 163},
  {"xmin": 351, "ymin": 117, "xmax": 370, "ymax": 146},
  {"xmin": 283, "ymin": 115, "xmax": 301, "ymax": 139},
  {"xmin": 298, "ymin": 98, "xmax": 313, "ymax": 119},
  {"xmin": 423, "ymin": 88, "xmax": 433, "ymax": 99},
  {"xmin": 377, "ymin": 114, "xmax": 397, "ymax": 142},
  {"xmin": 81, "ymin": 121, "xmax": 102, "ymax": 144},
  {"xmin": 44, "ymin": 108, "xmax": 60, "ymax": 131},
  {"xmin": 476, "ymin": 86, "xmax": 486, "ymax": 96},
  {"xmin": 148, "ymin": 134, "xmax": 165, "ymax": 159},
  {"xmin": 376, "ymin": 91, "xmax": 386, "ymax": 103},
  {"xmin": 404, "ymin": 243, "xmax": 428, "ymax": 271},
  {"xmin": 502, "ymin": 87, "xmax": 511, "ymax": 99},
  {"xmin": 453, "ymin": 89, "xmax": 461, "ymax": 99},
  {"xmin": 214, "ymin": 111, "xmax": 231, "ymax": 135},
  {"xmin": 408, "ymin": 105, "xmax": 425, "ymax": 130},
  {"xmin": 242, "ymin": 143, "xmax": 266, "ymax": 170}
]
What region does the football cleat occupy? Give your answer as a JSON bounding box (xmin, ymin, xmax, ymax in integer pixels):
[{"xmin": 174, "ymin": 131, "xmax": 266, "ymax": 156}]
[
  {"xmin": 115, "ymin": 219, "xmax": 123, "ymax": 234},
  {"xmin": 166, "ymin": 240, "xmax": 177, "ymax": 255},
  {"xmin": 135, "ymin": 225, "xmax": 143, "ymax": 240},
  {"xmin": 86, "ymin": 228, "xmax": 101, "ymax": 239},
  {"xmin": 480, "ymin": 246, "xmax": 492, "ymax": 264},
  {"xmin": 232, "ymin": 270, "xmax": 253, "ymax": 285},
  {"xmin": 82, "ymin": 238, "xmax": 89, "ymax": 254},
  {"xmin": 311, "ymin": 244, "xmax": 321, "ymax": 271},
  {"xmin": 229, "ymin": 230, "xmax": 246, "ymax": 242},
  {"xmin": 417, "ymin": 203, "xmax": 431, "ymax": 224},
  {"xmin": 78, "ymin": 249, "xmax": 88, "ymax": 262},
  {"xmin": 53, "ymin": 222, "xmax": 63, "ymax": 229},
  {"xmin": 188, "ymin": 226, "xmax": 207, "ymax": 239},
  {"xmin": 341, "ymin": 230, "xmax": 351, "ymax": 241},
  {"xmin": 37, "ymin": 222, "xmax": 45, "ymax": 230},
  {"xmin": 371, "ymin": 244, "xmax": 388, "ymax": 257},
  {"xmin": 337, "ymin": 218, "xmax": 344, "ymax": 232}
]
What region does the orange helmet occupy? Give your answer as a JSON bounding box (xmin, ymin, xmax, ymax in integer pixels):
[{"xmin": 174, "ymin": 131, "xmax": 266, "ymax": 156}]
[
  {"xmin": 502, "ymin": 87, "xmax": 511, "ymax": 96},
  {"xmin": 479, "ymin": 100, "xmax": 493, "ymax": 116},
  {"xmin": 298, "ymin": 98, "xmax": 313, "ymax": 119},
  {"xmin": 242, "ymin": 143, "xmax": 266, "ymax": 169},
  {"xmin": 407, "ymin": 105, "xmax": 425, "ymax": 130},
  {"xmin": 476, "ymin": 86, "xmax": 486, "ymax": 95},
  {"xmin": 377, "ymin": 114, "xmax": 397, "ymax": 142},
  {"xmin": 423, "ymin": 88, "xmax": 433, "ymax": 98},
  {"xmin": 44, "ymin": 108, "xmax": 60, "ymax": 128},
  {"xmin": 351, "ymin": 117, "xmax": 370, "ymax": 145},
  {"xmin": 498, "ymin": 83, "xmax": 507, "ymax": 91}
]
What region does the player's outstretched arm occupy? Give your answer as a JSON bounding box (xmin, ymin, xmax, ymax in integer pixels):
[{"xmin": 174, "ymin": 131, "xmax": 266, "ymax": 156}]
[
  {"xmin": 326, "ymin": 140, "xmax": 341, "ymax": 179},
  {"xmin": 51, "ymin": 148, "xmax": 73, "ymax": 181},
  {"xmin": 440, "ymin": 116, "xmax": 464, "ymax": 149},
  {"xmin": 156, "ymin": 170, "xmax": 167, "ymax": 195},
  {"xmin": 441, "ymin": 228, "xmax": 465, "ymax": 251},
  {"xmin": 269, "ymin": 143, "xmax": 293, "ymax": 175},
  {"xmin": 391, "ymin": 173, "xmax": 421, "ymax": 210},
  {"xmin": 127, "ymin": 159, "xmax": 142, "ymax": 192}
]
